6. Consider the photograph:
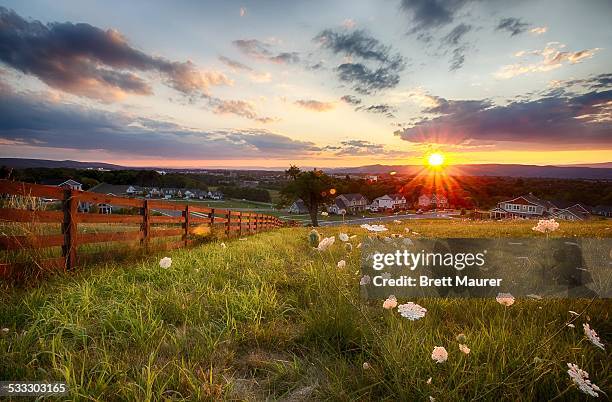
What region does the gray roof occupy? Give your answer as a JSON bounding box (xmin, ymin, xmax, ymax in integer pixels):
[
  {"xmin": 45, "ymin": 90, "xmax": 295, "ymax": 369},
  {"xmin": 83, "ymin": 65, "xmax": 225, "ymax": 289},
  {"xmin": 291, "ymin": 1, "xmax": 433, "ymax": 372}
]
[
  {"xmin": 340, "ymin": 193, "xmax": 367, "ymax": 202},
  {"xmin": 88, "ymin": 183, "xmax": 132, "ymax": 195}
]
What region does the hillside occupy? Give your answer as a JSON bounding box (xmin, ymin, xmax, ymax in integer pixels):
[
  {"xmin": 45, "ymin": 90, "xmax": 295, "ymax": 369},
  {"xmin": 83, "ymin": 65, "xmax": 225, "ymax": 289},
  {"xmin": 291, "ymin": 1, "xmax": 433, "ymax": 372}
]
[{"xmin": 1, "ymin": 220, "xmax": 610, "ymax": 400}]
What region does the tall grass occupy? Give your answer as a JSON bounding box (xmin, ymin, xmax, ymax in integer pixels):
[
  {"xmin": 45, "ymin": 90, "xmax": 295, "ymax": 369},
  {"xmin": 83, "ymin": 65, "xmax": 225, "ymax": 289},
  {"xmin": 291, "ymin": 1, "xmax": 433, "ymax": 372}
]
[{"xmin": 0, "ymin": 220, "xmax": 610, "ymax": 400}]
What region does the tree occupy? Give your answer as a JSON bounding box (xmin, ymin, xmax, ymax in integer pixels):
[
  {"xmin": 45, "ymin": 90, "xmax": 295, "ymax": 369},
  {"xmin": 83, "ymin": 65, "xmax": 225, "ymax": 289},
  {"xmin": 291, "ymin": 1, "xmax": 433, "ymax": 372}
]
[
  {"xmin": 280, "ymin": 168, "xmax": 335, "ymax": 226},
  {"xmin": 285, "ymin": 165, "xmax": 301, "ymax": 181}
]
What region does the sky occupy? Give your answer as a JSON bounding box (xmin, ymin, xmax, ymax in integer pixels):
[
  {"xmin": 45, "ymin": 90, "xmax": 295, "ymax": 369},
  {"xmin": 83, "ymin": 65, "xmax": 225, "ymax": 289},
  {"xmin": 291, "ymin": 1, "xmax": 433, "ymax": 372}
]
[{"xmin": 0, "ymin": 0, "xmax": 611, "ymax": 169}]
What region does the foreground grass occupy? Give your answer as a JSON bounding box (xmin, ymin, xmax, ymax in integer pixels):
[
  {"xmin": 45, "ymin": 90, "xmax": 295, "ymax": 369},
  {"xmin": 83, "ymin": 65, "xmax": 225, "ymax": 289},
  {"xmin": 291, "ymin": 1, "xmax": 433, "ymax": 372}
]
[{"xmin": 0, "ymin": 219, "xmax": 610, "ymax": 400}]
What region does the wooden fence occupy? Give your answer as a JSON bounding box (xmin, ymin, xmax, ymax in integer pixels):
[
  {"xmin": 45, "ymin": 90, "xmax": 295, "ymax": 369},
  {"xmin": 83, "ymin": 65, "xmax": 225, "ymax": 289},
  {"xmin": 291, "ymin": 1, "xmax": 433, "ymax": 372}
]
[{"xmin": 0, "ymin": 180, "xmax": 296, "ymax": 277}]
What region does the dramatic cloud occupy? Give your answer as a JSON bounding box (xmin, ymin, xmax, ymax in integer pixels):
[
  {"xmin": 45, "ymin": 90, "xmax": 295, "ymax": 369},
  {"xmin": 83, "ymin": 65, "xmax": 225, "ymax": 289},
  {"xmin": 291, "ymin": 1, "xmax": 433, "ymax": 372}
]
[
  {"xmin": 314, "ymin": 29, "xmax": 406, "ymax": 94},
  {"xmin": 294, "ymin": 99, "xmax": 335, "ymax": 111},
  {"xmin": 399, "ymin": 0, "xmax": 469, "ymax": 33},
  {"xmin": 219, "ymin": 56, "xmax": 253, "ymax": 71},
  {"xmin": 232, "ymin": 39, "xmax": 300, "ymax": 64},
  {"xmin": 495, "ymin": 43, "xmax": 600, "ymax": 79},
  {"xmin": 340, "ymin": 95, "xmax": 362, "ymax": 105},
  {"xmin": 210, "ymin": 99, "xmax": 275, "ymax": 123},
  {"xmin": 496, "ymin": 17, "xmax": 530, "ymax": 36},
  {"xmin": 356, "ymin": 103, "xmax": 397, "ymax": 118},
  {"xmin": 553, "ymin": 73, "xmax": 612, "ymax": 91},
  {"xmin": 0, "ymin": 7, "xmax": 230, "ymax": 101},
  {"xmin": 0, "ymin": 85, "xmax": 315, "ymax": 159},
  {"xmin": 394, "ymin": 90, "xmax": 612, "ymax": 147},
  {"xmin": 325, "ymin": 140, "xmax": 411, "ymax": 157},
  {"xmin": 440, "ymin": 23, "xmax": 472, "ymax": 71},
  {"xmin": 219, "ymin": 56, "xmax": 272, "ymax": 83}
]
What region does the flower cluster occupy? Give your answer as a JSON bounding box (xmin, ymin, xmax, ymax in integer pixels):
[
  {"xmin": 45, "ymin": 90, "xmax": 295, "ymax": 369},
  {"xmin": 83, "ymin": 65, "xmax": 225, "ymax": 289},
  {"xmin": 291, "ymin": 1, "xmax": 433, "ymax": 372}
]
[
  {"xmin": 431, "ymin": 346, "xmax": 448, "ymax": 363},
  {"xmin": 360, "ymin": 224, "xmax": 388, "ymax": 232},
  {"xmin": 496, "ymin": 292, "xmax": 515, "ymax": 306},
  {"xmin": 159, "ymin": 257, "xmax": 172, "ymax": 269},
  {"xmin": 532, "ymin": 218, "xmax": 559, "ymax": 234},
  {"xmin": 583, "ymin": 323, "xmax": 605, "ymax": 350},
  {"xmin": 382, "ymin": 295, "xmax": 398, "ymax": 310},
  {"xmin": 567, "ymin": 363, "xmax": 602, "ymax": 397},
  {"xmin": 317, "ymin": 236, "xmax": 335, "ymax": 251},
  {"xmin": 397, "ymin": 302, "xmax": 427, "ymax": 320}
]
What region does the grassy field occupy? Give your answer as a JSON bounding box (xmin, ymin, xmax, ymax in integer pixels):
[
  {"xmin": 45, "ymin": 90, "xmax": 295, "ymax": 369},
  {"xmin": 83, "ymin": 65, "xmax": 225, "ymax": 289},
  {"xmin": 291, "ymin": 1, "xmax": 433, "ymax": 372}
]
[{"xmin": 1, "ymin": 220, "xmax": 610, "ymax": 400}]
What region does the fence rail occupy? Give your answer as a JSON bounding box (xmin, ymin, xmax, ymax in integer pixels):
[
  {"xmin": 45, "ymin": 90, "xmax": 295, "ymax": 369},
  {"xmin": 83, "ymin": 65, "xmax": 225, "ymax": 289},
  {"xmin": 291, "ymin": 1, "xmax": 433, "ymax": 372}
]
[{"xmin": 0, "ymin": 180, "xmax": 296, "ymax": 277}]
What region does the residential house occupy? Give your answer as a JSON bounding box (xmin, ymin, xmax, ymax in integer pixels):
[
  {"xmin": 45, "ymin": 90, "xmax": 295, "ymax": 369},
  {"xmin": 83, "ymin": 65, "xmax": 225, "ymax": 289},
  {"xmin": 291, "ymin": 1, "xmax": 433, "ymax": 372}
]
[
  {"xmin": 40, "ymin": 178, "xmax": 83, "ymax": 191},
  {"xmin": 328, "ymin": 193, "xmax": 368, "ymax": 214},
  {"xmin": 86, "ymin": 183, "xmax": 135, "ymax": 214},
  {"xmin": 417, "ymin": 193, "xmax": 448, "ymax": 210},
  {"xmin": 593, "ymin": 205, "xmax": 612, "ymax": 217},
  {"xmin": 370, "ymin": 194, "xmax": 407, "ymax": 211},
  {"xmin": 489, "ymin": 193, "xmax": 591, "ymax": 220},
  {"xmin": 288, "ymin": 199, "xmax": 309, "ymax": 214}
]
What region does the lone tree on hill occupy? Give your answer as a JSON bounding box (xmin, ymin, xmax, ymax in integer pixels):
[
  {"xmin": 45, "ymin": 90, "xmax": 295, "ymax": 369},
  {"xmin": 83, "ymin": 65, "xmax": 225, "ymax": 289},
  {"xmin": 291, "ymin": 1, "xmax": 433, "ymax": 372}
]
[{"xmin": 280, "ymin": 167, "xmax": 335, "ymax": 227}]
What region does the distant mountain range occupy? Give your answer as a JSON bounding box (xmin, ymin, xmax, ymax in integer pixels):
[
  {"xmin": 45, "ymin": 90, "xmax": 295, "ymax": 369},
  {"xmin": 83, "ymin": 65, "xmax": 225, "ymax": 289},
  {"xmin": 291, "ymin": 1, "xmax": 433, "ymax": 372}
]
[
  {"xmin": 0, "ymin": 158, "xmax": 125, "ymax": 170},
  {"xmin": 1, "ymin": 158, "xmax": 611, "ymax": 179},
  {"xmin": 327, "ymin": 163, "xmax": 612, "ymax": 179}
]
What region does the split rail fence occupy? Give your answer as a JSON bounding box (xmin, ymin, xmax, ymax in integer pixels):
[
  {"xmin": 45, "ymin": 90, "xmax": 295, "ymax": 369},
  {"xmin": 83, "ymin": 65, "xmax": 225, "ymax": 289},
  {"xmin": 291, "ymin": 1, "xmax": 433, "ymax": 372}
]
[{"xmin": 0, "ymin": 180, "xmax": 296, "ymax": 277}]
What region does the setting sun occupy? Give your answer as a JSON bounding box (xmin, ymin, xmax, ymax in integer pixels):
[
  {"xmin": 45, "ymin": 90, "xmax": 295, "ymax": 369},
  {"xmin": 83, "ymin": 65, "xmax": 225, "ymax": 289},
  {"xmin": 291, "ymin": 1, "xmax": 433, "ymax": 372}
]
[{"xmin": 427, "ymin": 153, "xmax": 445, "ymax": 167}]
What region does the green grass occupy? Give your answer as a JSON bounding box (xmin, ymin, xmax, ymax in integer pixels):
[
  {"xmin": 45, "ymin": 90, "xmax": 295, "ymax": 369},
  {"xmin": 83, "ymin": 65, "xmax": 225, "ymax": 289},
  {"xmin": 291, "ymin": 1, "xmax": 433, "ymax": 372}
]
[{"xmin": 1, "ymin": 220, "xmax": 610, "ymax": 400}]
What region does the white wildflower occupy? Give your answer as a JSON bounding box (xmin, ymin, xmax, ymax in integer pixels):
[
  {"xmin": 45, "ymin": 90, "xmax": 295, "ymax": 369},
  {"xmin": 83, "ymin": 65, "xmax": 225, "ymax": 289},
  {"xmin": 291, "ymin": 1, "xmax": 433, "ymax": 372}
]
[
  {"xmin": 527, "ymin": 294, "xmax": 542, "ymax": 300},
  {"xmin": 362, "ymin": 362, "xmax": 371, "ymax": 370},
  {"xmin": 317, "ymin": 236, "xmax": 335, "ymax": 251},
  {"xmin": 339, "ymin": 233, "xmax": 349, "ymax": 242},
  {"xmin": 426, "ymin": 377, "xmax": 432, "ymax": 384},
  {"xmin": 383, "ymin": 295, "xmax": 398, "ymax": 310},
  {"xmin": 360, "ymin": 223, "xmax": 388, "ymax": 232},
  {"xmin": 431, "ymin": 346, "xmax": 448, "ymax": 363},
  {"xmin": 459, "ymin": 344, "xmax": 471, "ymax": 354},
  {"xmin": 393, "ymin": 220, "xmax": 402, "ymax": 224},
  {"xmin": 567, "ymin": 363, "xmax": 601, "ymax": 397},
  {"xmin": 337, "ymin": 260, "xmax": 346, "ymax": 269},
  {"xmin": 569, "ymin": 310, "xmax": 579, "ymax": 316},
  {"xmin": 159, "ymin": 257, "xmax": 172, "ymax": 269},
  {"xmin": 220, "ymin": 242, "xmax": 227, "ymax": 249},
  {"xmin": 1, "ymin": 328, "xmax": 8, "ymax": 334},
  {"xmin": 397, "ymin": 302, "xmax": 427, "ymax": 320},
  {"xmin": 583, "ymin": 323, "xmax": 605, "ymax": 350},
  {"xmin": 360, "ymin": 275, "xmax": 371, "ymax": 286},
  {"xmin": 496, "ymin": 292, "xmax": 515, "ymax": 306},
  {"xmin": 532, "ymin": 218, "xmax": 559, "ymax": 234},
  {"xmin": 321, "ymin": 211, "xmax": 329, "ymax": 216},
  {"xmin": 429, "ymin": 397, "xmax": 435, "ymax": 402},
  {"xmin": 404, "ymin": 227, "xmax": 411, "ymax": 233}
]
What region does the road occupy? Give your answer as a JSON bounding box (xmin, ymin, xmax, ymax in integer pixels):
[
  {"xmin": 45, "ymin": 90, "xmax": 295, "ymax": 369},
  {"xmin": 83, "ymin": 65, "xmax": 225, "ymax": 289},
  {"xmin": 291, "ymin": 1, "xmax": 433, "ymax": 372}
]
[{"xmin": 316, "ymin": 212, "xmax": 454, "ymax": 227}]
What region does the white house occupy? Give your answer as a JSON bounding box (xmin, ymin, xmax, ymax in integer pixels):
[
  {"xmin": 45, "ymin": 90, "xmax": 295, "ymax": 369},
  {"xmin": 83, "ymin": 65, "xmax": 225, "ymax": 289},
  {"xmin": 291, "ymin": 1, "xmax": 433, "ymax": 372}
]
[
  {"xmin": 489, "ymin": 194, "xmax": 590, "ymax": 220},
  {"xmin": 40, "ymin": 178, "xmax": 83, "ymax": 191},
  {"xmin": 371, "ymin": 194, "xmax": 407, "ymax": 211}
]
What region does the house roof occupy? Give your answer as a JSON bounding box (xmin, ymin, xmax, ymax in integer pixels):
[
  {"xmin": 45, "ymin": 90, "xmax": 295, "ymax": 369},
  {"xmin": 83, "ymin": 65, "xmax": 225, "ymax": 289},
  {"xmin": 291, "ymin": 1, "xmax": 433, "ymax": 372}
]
[
  {"xmin": 335, "ymin": 198, "xmax": 348, "ymax": 210},
  {"xmin": 88, "ymin": 183, "xmax": 132, "ymax": 195},
  {"xmin": 388, "ymin": 193, "xmax": 406, "ymax": 200},
  {"xmin": 40, "ymin": 178, "xmax": 81, "ymax": 186},
  {"xmin": 594, "ymin": 205, "xmax": 612, "ymax": 213},
  {"xmin": 339, "ymin": 193, "xmax": 367, "ymax": 202}
]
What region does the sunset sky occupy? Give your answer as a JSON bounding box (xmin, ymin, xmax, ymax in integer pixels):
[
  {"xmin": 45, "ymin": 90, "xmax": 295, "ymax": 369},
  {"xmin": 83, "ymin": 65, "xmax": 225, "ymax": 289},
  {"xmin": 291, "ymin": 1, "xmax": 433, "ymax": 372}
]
[{"xmin": 0, "ymin": 0, "xmax": 610, "ymax": 168}]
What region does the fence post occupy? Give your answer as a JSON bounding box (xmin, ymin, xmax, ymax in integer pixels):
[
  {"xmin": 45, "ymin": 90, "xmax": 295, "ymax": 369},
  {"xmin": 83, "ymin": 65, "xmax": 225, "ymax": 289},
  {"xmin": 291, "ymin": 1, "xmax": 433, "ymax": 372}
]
[
  {"xmin": 238, "ymin": 212, "xmax": 243, "ymax": 237},
  {"xmin": 142, "ymin": 200, "xmax": 150, "ymax": 250},
  {"xmin": 61, "ymin": 189, "xmax": 77, "ymax": 270},
  {"xmin": 226, "ymin": 211, "xmax": 231, "ymax": 237},
  {"xmin": 184, "ymin": 204, "xmax": 190, "ymax": 247},
  {"xmin": 209, "ymin": 208, "xmax": 215, "ymax": 230}
]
